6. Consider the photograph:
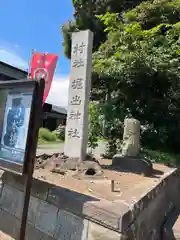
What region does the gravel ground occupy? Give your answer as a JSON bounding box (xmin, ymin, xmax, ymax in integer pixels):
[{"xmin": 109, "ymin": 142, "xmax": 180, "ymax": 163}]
[{"xmin": 37, "ymin": 142, "xmax": 107, "ymax": 158}]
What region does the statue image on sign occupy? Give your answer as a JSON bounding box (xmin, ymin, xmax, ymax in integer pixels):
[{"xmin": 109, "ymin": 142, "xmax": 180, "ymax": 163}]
[{"xmin": 3, "ymin": 97, "xmax": 25, "ymax": 148}]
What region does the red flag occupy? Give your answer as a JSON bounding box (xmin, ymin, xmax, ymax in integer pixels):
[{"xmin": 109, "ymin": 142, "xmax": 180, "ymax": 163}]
[{"xmin": 29, "ymin": 52, "xmax": 58, "ymax": 104}]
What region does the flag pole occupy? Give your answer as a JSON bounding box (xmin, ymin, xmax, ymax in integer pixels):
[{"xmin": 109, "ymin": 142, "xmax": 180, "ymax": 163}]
[{"xmin": 27, "ymin": 49, "xmax": 35, "ymax": 79}]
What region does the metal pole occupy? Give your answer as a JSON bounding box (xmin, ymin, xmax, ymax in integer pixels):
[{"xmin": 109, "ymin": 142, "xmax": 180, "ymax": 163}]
[
  {"xmin": 19, "ymin": 162, "xmax": 33, "ymax": 240},
  {"xmin": 27, "ymin": 49, "xmax": 36, "ymax": 79},
  {"xmin": 19, "ymin": 79, "xmax": 45, "ymax": 240}
]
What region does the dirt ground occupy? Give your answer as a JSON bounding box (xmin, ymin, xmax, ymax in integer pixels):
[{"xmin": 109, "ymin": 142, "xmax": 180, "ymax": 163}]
[{"xmin": 34, "ymin": 158, "xmax": 173, "ymax": 202}]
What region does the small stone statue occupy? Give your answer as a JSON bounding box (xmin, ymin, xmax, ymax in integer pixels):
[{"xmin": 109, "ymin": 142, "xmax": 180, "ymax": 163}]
[
  {"xmin": 121, "ymin": 118, "xmax": 140, "ymax": 157},
  {"xmin": 112, "ymin": 118, "xmax": 152, "ymax": 176}
]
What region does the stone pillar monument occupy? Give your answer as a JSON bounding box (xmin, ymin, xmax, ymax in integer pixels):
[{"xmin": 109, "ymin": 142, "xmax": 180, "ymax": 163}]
[
  {"xmin": 64, "ymin": 30, "xmax": 93, "ymax": 160},
  {"xmin": 121, "ymin": 118, "xmax": 140, "ymax": 157},
  {"xmin": 112, "ymin": 117, "xmax": 152, "ymax": 176}
]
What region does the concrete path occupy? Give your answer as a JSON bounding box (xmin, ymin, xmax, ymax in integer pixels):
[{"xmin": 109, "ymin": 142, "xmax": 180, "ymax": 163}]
[{"xmin": 37, "ymin": 142, "xmax": 107, "ymax": 158}]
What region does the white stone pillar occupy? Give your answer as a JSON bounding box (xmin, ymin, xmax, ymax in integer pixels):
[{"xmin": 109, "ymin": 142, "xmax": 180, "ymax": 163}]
[
  {"xmin": 64, "ymin": 30, "xmax": 93, "ymax": 160},
  {"xmin": 121, "ymin": 118, "xmax": 140, "ymax": 157}
]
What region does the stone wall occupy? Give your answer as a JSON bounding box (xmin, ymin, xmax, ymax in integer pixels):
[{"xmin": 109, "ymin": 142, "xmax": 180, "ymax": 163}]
[
  {"xmin": 0, "ymin": 168, "xmax": 179, "ymax": 240},
  {"xmin": 124, "ymin": 169, "xmax": 180, "ymax": 239}
]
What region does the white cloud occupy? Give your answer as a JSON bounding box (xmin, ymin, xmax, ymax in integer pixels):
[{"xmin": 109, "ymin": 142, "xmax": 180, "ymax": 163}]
[
  {"xmin": 0, "ymin": 48, "xmax": 28, "ymax": 70},
  {"xmin": 46, "ymin": 75, "xmax": 69, "ymax": 108}
]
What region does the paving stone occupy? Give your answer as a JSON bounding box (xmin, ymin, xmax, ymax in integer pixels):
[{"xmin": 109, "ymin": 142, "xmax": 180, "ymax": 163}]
[
  {"xmin": 0, "ymin": 184, "xmax": 24, "ymax": 218},
  {"xmin": 0, "ymin": 209, "xmax": 20, "ymax": 239},
  {"xmin": 87, "ymin": 221, "xmax": 123, "ymax": 240},
  {"xmin": 35, "ymin": 200, "xmax": 58, "ymax": 237},
  {"xmin": 54, "ymin": 210, "xmax": 88, "ymax": 240}
]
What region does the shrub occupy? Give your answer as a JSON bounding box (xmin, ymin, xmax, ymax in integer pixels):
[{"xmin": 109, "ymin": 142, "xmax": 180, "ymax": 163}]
[
  {"xmin": 88, "ymin": 103, "xmax": 103, "ymax": 150},
  {"xmin": 140, "ymin": 148, "xmax": 180, "ymax": 166},
  {"xmin": 53, "ymin": 124, "xmax": 65, "ymax": 141},
  {"xmin": 38, "ymin": 128, "xmax": 57, "ymax": 142}
]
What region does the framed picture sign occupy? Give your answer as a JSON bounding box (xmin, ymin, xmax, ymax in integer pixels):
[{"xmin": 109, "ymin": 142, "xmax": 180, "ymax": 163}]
[{"xmin": 0, "ymin": 79, "xmax": 44, "ymax": 175}]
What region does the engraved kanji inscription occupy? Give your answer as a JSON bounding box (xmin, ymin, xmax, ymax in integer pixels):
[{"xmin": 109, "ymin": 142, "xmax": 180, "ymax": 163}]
[
  {"xmin": 72, "ymin": 42, "xmax": 86, "ymax": 68},
  {"xmin": 70, "ymin": 95, "xmax": 81, "ymax": 105},
  {"xmin": 72, "ymin": 59, "xmax": 84, "ymax": 68},
  {"xmin": 68, "ymin": 128, "xmax": 80, "ymax": 138},
  {"xmin": 72, "ymin": 42, "xmax": 86, "ymax": 56},
  {"xmin": 69, "ymin": 110, "xmax": 81, "ymax": 120},
  {"xmin": 71, "ymin": 78, "xmax": 83, "ymax": 90}
]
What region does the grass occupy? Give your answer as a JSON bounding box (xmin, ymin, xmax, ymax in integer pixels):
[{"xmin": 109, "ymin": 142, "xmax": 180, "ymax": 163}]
[
  {"xmin": 140, "ymin": 148, "xmax": 180, "ymax": 166},
  {"xmin": 98, "ymin": 137, "xmax": 106, "ymax": 142},
  {"xmin": 38, "ymin": 128, "xmax": 63, "ymax": 145},
  {"xmin": 38, "ymin": 138, "xmax": 63, "ymax": 145}
]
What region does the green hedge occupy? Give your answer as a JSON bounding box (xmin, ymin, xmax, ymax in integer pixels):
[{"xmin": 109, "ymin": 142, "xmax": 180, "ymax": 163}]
[
  {"xmin": 53, "ymin": 125, "xmax": 65, "ymax": 141},
  {"xmin": 38, "ymin": 128, "xmax": 57, "ymax": 143}
]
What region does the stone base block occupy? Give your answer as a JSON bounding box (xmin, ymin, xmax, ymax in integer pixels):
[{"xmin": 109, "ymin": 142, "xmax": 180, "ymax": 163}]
[{"xmin": 112, "ymin": 154, "xmax": 153, "ymax": 176}]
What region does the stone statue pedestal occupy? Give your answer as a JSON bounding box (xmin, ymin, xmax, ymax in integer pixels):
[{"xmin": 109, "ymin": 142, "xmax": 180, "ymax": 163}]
[{"xmin": 112, "ymin": 154, "xmax": 153, "ymax": 176}]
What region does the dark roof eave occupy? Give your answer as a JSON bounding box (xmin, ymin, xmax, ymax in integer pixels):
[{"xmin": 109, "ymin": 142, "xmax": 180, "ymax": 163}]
[{"xmin": 0, "ymin": 61, "xmax": 28, "ymax": 74}]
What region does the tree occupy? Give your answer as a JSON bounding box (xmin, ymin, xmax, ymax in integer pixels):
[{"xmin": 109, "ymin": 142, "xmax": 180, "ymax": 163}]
[
  {"xmin": 62, "ymin": 0, "xmax": 180, "ymax": 155},
  {"xmin": 93, "ymin": 6, "xmax": 180, "ymax": 153},
  {"xmin": 61, "ymin": 0, "xmax": 145, "ymax": 59},
  {"xmin": 124, "ymin": 0, "xmax": 180, "ymax": 29},
  {"xmin": 62, "ymin": 21, "xmax": 78, "ymax": 59},
  {"xmin": 88, "ymin": 102, "xmax": 102, "ymax": 150}
]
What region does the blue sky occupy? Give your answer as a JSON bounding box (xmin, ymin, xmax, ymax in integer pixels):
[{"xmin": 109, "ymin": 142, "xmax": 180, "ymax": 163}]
[{"xmin": 0, "ymin": 1, "xmax": 74, "ymax": 107}]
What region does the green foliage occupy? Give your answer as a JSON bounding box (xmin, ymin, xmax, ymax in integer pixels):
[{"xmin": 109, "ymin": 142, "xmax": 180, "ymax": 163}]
[
  {"xmin": 38, "ymin": 128, "xmax": 57, "ymax": 143},
  {"xmin": 102, "ymin": 117, "xmax": 123, "ymax": 157},
  {"xmin": 62, "ymin": 0, "xmax": 180, "ymax": 161},
  {"xmin": 124, "ymin": 0, "xmax": 180, "ymax": 29},
  {"xmin": 61, "ymin": 21, "xmax": 78, "ymax": 59},
  {"xmin": 93, "ymin": 1, "xmax": 180, "ymax": 154},
  {"xmin": 88, "ymin": 102, "xmax": 102, "ymax": 150},
  {"xmin": 140, "ymin": 148, "xmax": 180, "ymax": 166},
  {"xmin": 62, "ymin": 0, "xmax": 145, "ymax": 58},
  {"xmin": 96, "ymin": 12, "xmax": 120, "ymax": 32},
  {"xmin": 53, "ymin": 124, "xmax": 65, "ymax": 141}
]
